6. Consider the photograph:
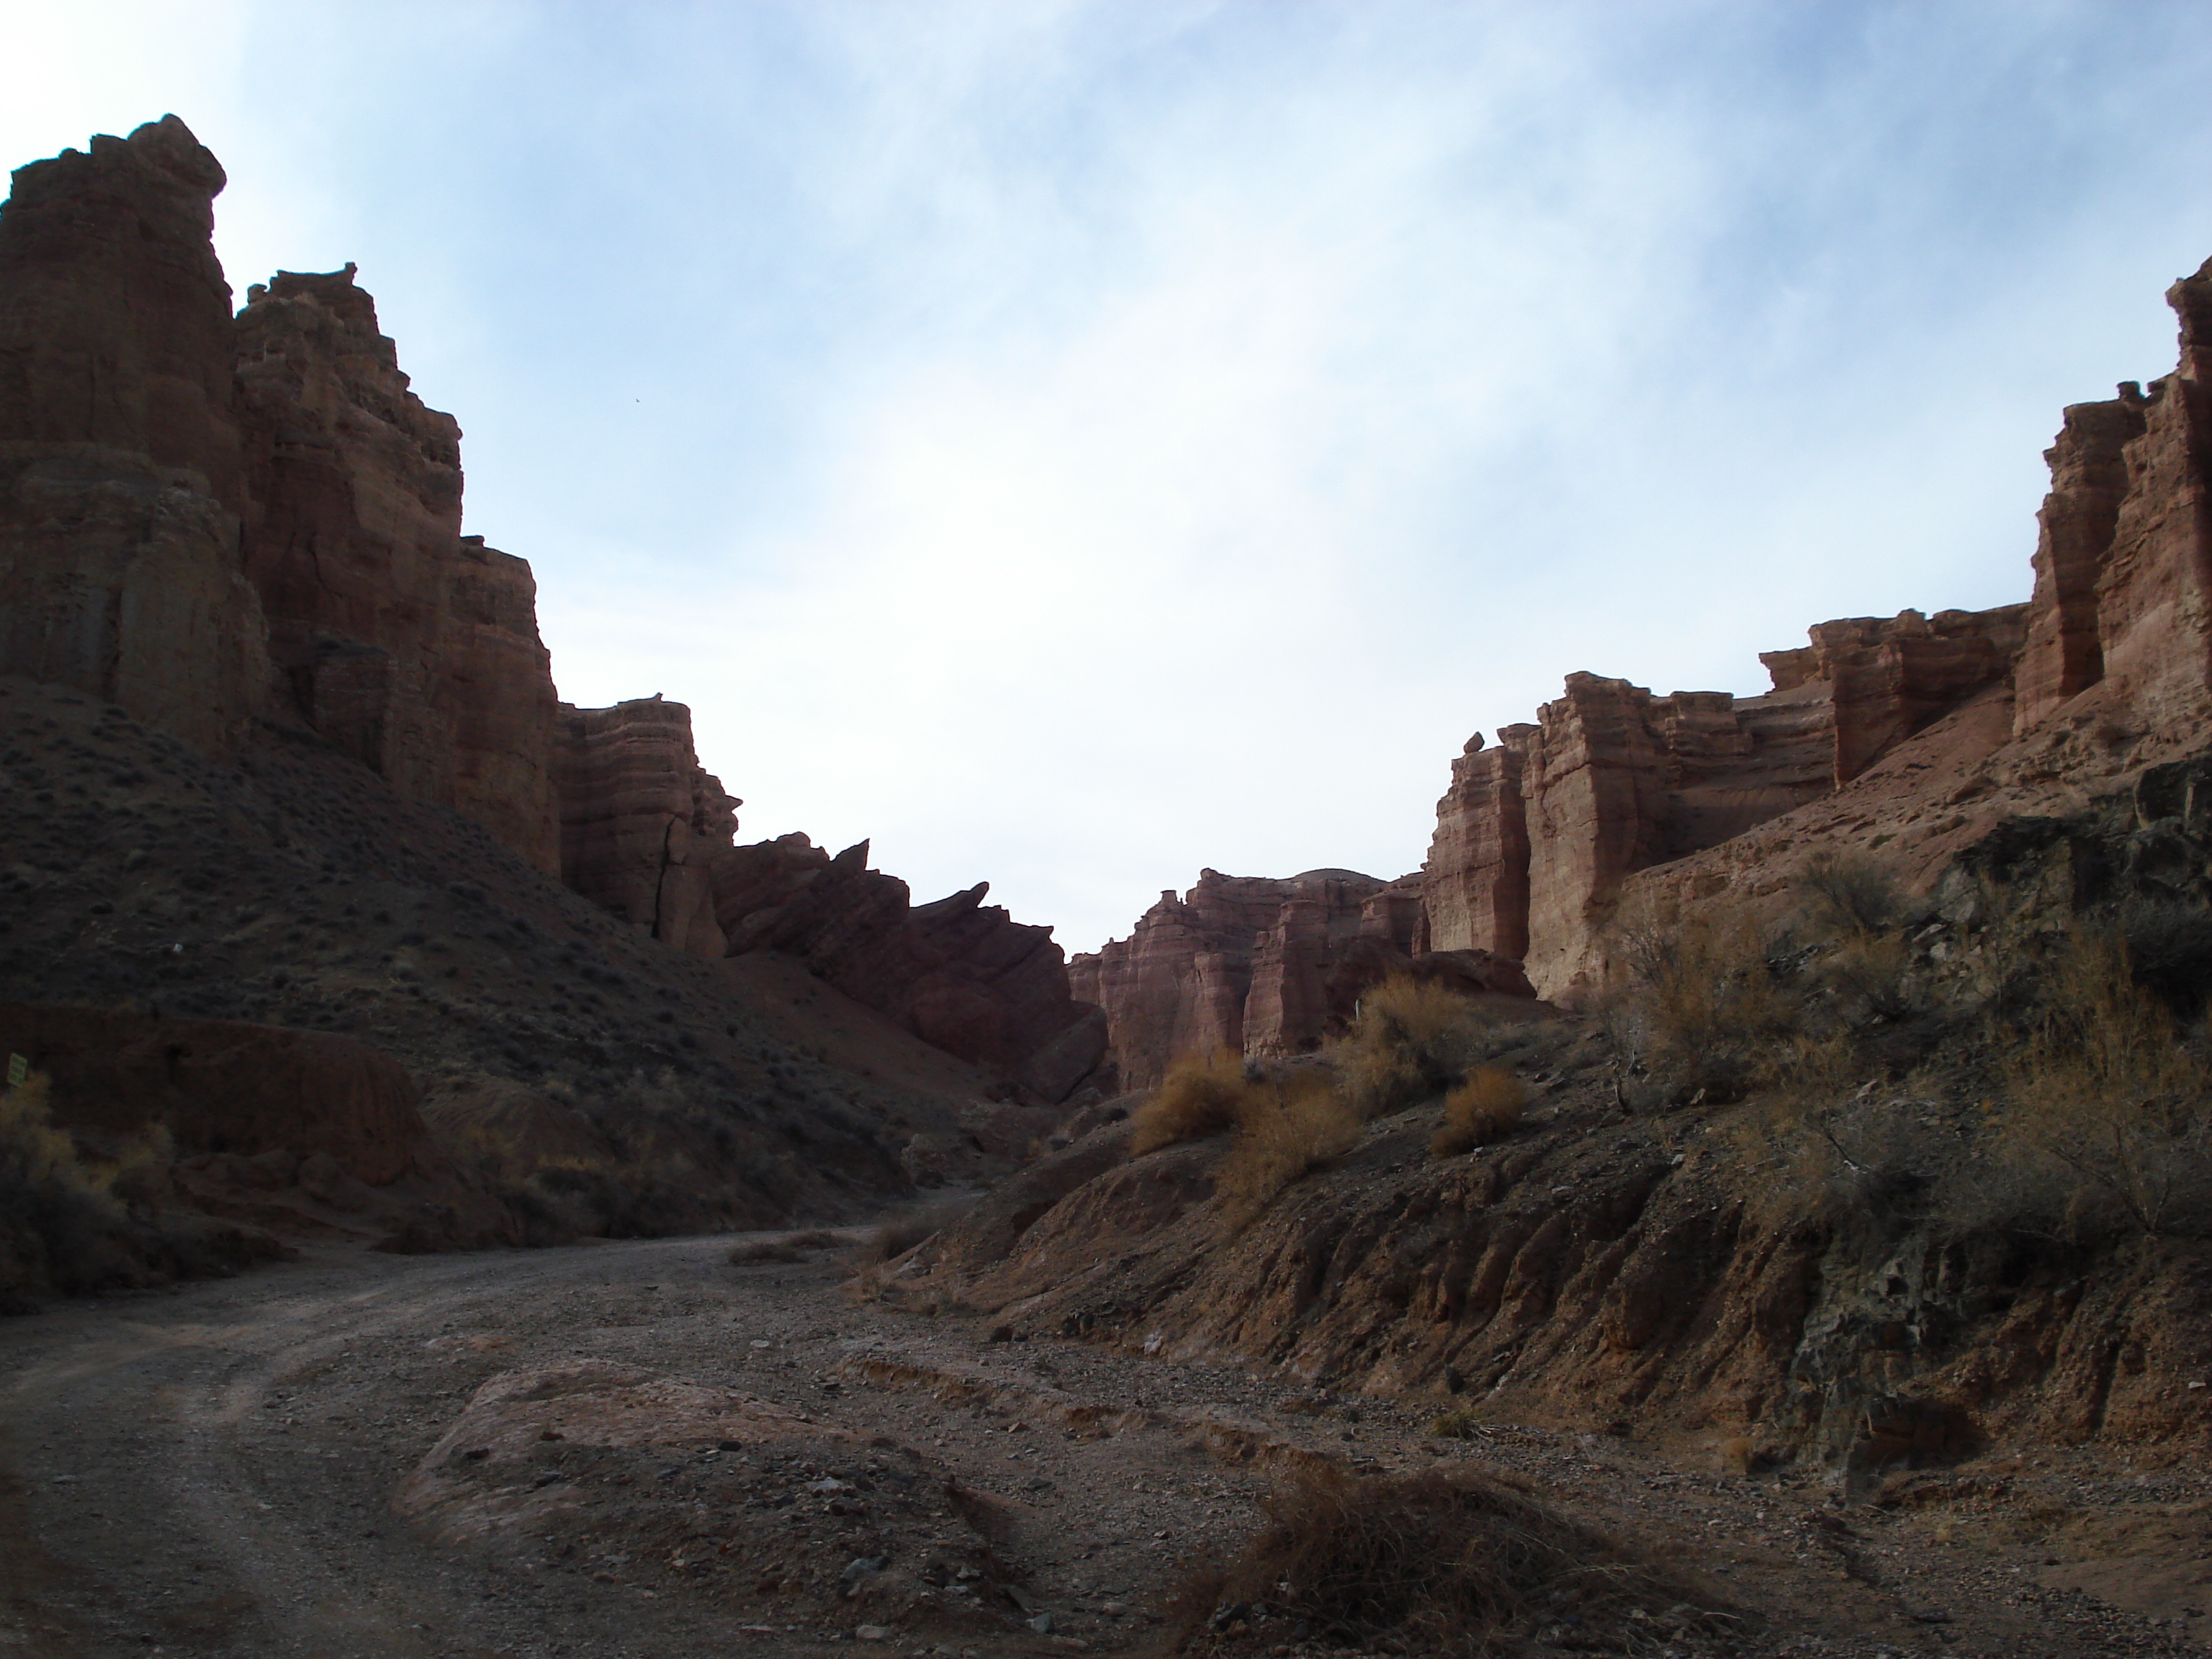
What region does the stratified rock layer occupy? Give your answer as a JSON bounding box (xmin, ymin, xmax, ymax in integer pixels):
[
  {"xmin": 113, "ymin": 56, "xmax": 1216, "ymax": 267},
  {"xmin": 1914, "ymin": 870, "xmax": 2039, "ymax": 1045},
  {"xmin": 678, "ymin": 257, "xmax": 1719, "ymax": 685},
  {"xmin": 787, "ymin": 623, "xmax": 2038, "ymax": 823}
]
[
  {"xmin": 236, "ymin": 266, "xmax": 562, "ymax": 873},
  {"xmin": 0, "ymin": 117, "xmax": 269, "ymax": 755},
  {"xmin": 1067, "ymin": 868, "xmax": 1529, "ymax": 1091},
  {"xmin": 553, "ymin": 697, "xmax": 738, "ymax": 958}
]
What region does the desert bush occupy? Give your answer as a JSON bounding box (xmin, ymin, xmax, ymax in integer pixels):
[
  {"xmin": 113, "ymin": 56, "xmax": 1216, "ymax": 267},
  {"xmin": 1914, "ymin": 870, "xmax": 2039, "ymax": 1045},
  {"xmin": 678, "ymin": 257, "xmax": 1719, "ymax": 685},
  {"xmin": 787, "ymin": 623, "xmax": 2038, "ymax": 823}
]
[
  {"xmin": 1168, "ymin": 1465, "xmax": 1717, "ymax": 1656},
  {"xmin": 1431, "ymin": 1067, "xmax": 1527, "ymax": 1158},
  {"xmin": 1793, "ymin": 851, "xmax": 1903, "ymax": 938},
  {"xmin": 1129, "ymin": 1055, "xmax": 1362, "ymax": 1228},
  {"xmin": 1606, "ymin": 904, "xmax": 1803, "ymax": 1103},
  {"xmin": 0, "ymin": 1072, "xmax": 205, "ymax": 1309},
  {"xmin": 1128, "ymin": 1051, "xmax": 1251, "ymax": 1154},
  {"xmin": 1331, "ymin": 976, "xmax": 1493, "ymax": 1119},
  {"xmin": 1213, "ymin": 1070, "xmax": 1362, "ymax": 1231},
  {"xmin": 1988, "ymin": 927, "xmax": 2212, "ymax": 1237}
]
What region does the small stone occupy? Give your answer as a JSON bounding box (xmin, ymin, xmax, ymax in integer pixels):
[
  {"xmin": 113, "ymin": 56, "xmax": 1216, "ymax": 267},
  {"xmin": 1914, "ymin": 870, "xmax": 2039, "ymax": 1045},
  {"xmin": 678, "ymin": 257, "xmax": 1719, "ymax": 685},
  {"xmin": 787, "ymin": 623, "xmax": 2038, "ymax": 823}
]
[
  {"xmin": 855, "ymin": 1625, "xmax": 893, "ymax": 1642},
  {"xmin": 1030, "ymin": 1613, "xmax": 1054, "ymax": 1635}
]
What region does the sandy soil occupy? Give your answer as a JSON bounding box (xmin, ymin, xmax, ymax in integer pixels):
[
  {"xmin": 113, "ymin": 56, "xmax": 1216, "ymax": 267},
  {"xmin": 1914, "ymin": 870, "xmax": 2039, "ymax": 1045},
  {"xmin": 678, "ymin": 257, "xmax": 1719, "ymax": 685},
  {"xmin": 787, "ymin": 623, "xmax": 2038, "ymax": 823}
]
[{"xmin": 2, "ymin": 1236, "xmax": 2206, "ymax": 1659}]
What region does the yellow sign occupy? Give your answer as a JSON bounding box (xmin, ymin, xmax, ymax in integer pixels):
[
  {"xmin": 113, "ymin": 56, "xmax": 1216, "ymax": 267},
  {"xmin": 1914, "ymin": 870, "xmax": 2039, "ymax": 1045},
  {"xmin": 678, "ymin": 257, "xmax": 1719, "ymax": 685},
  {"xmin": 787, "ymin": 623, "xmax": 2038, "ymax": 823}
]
[{"xmin": 5, "ymin": 1053, "xmax": 25, "ymax": 1089}]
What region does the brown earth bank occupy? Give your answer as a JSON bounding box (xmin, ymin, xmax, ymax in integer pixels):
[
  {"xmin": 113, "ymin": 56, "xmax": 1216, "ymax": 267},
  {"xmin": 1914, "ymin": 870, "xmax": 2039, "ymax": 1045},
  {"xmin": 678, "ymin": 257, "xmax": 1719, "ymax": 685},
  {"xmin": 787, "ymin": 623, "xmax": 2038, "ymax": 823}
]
[
  {"xmin": 4, "ymin": 1231, "xmax": 2208, "ymax": 1659},
  {"xmin": 0, "ymin": 673, "xmax": 1069, "ymax": 1300}
]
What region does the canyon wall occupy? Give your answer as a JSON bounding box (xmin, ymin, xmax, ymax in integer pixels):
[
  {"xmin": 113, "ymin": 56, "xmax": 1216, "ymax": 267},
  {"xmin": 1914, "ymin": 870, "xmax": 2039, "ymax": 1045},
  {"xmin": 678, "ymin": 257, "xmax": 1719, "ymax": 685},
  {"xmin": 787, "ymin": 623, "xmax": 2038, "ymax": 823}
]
[
  {"xmin": 236, "ymin": 266, "xmax": 564, "ymax": 873},
  {"xmin": 0, "ymin": 117, "xmax": 269, "ymax": 756},
  {"xmin": 0, "ymin": 119, "xmax": 1103, "ymax": 1101},
  {"xmin": 1067, "ymin": 868, "xmax": 1538, "ymax": 1092}
]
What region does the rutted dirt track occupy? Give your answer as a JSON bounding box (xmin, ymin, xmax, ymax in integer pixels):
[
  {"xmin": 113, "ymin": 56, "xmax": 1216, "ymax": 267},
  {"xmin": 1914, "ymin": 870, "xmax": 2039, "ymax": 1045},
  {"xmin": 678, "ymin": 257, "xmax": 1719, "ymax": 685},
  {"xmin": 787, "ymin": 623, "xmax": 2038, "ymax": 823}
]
[{"xmin": 3, "ymin": 1238, "xmax": 2209, "ymax": 1659}]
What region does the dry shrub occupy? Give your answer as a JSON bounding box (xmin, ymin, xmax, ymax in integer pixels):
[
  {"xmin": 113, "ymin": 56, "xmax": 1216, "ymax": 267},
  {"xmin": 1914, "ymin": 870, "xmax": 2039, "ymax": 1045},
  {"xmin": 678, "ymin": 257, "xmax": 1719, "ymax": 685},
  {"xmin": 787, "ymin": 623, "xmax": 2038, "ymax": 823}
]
[
  {"xmin": 1331, "ymin": 976, "xmax": 1491, "ymax": 1119},
  {"xmin": 1822, "ymin": 930, "xmax": 1922, "ymax": 1023},
  {"xmin": 1607, "ymin": 904, "xmax": 1801, "ymax": 1103},
  {"xmin": 1170, "ymin": 1465, "xmax": 1722, "ymax": 1656},
  {"xmin": 1792, "ymin": 851, "xmax": 1903, "ymax": 938},
  {"xmin": 1431, "ymin": 1067, "xmax": 1527, "ymax": 1158},
  {"xmin": 1213, "ymin": 1071, "xmax": 1361, "ymax": 1231},
  {"xmin": 1991, "ymin": 928, "xmax": 2212, "ymax": 1237},
  {"xmin": 1129, "ymin": 1052, "xmax": 1252, "ymax": 1154},
  {"xmin": 0, "ymin": 1072, "xmax": 225, "ymax": 1311}
]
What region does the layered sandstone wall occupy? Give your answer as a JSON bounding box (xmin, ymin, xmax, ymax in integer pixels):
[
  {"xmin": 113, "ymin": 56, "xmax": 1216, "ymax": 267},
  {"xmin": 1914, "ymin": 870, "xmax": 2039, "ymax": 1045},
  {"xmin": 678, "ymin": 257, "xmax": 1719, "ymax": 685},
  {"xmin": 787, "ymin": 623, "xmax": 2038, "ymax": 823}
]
[
  {"xmin": 553, "ymin": 697, "xmax": 738, "ymax": 958},
  {"xmin": 235, "ymin": 266, "xmax": 562, "ymax": 872},
  {"xmin": 1069, "ymin": 868, "xmax": 1507, "ymax": 1091},
  {"xmin": 0, "ymin": 117, "xmax": 269, "ymax": 755}
]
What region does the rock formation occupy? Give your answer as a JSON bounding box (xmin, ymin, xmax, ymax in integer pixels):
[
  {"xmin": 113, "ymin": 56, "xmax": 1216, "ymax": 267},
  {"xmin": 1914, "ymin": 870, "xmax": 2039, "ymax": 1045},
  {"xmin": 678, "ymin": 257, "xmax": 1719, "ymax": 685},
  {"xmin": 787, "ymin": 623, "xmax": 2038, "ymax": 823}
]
[
  {"xmin": 236, "ymin": 266, "xmax": 563, "ymax": 872},
  {"xmin": 0, "ymin": 116, "xmax": 269, "ymax": 755},
  {"xmin": 1069, "ymin": 868, "xmax": 1528, "ymax": 1091},
  {"xmin": 1431, "ymin": 605, "xmax": 2026, "ymax": 997},
  {"xmin": 554, "ymin": 696, "xmax": 738, "ymax": 958},
  {"xmin": 0, "ymin": 119, "xmax": 1102, "ymax": 1102},
  {"xmin": 708, "ymin": 835, "xmax": 1107, "ymax": 1100},
  {"xmin": 545, "ymin": 696, "xmax": 1106, "ymax": 1100}
]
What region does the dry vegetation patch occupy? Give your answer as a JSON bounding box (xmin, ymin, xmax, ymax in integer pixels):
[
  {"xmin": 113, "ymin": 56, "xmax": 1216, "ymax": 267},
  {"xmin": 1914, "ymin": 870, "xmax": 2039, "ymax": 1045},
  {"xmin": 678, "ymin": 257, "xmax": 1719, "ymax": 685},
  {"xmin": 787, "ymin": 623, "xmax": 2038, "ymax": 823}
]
[{"xmin": 1431, "ymin": 1067, "xmax": 1527, "ymax": 1159}]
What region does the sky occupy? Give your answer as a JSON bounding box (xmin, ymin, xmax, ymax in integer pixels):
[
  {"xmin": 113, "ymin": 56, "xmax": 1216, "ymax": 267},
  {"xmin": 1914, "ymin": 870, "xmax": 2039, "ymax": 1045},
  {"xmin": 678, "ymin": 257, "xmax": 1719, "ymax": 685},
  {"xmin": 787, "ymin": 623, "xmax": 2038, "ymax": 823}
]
[{"xmin": 9, "ymin": 1, "xmax": 2212, "ymax": 955}]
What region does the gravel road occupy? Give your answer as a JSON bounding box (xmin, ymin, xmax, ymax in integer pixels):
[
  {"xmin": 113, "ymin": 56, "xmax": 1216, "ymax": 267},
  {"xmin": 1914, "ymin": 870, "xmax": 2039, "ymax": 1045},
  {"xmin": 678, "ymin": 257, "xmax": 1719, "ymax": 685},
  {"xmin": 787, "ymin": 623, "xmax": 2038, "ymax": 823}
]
[{"xmin": 3, "ymin": 1238, "xmax": 2203, "ymax": 1659}]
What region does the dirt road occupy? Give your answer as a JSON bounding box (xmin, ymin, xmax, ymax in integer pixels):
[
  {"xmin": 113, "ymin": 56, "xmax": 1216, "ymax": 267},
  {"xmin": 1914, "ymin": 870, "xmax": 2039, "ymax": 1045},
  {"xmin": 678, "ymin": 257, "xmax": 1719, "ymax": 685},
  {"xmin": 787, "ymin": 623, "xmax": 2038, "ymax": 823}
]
[{"xmin": 1, "ymin": 1238, "xmax": 2204, "ymax": 1659}]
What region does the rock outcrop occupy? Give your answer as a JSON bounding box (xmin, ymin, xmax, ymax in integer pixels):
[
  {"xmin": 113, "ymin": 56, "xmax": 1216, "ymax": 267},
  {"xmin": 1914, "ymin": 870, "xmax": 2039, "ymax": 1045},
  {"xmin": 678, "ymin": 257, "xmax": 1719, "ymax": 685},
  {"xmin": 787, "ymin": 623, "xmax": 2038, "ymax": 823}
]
[
  {"xmin": 709, "ymin": 834, "xmax": 1108, "ymax": 1101},
  {"xmin": 1452, "ymin": 609, "xmax": 2025, "ymax": 996},
  {"xmin": 554, "ymin": 696, "xmax": 738, "ymax": 958},
  {"xmin": 0, "ymin": 116, "xmax": 269, "ymax": 755},
  {"xmin": 546, "ymin": 696, "xmax": 1106, "ymax": 1100},
  {"xmin": 235, "ymin": 266, "xmax": 563, "ymax": 872},
  {"xmin": 1069, "ymin": 868, "xmax": 1531, "ymax": 1091}
]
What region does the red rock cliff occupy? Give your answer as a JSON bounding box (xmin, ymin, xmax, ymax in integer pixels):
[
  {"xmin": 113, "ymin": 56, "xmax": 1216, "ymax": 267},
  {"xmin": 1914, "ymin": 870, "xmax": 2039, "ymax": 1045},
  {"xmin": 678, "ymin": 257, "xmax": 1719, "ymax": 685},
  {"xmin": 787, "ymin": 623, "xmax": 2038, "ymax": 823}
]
[
  {"xmin": 1069, "ymin": 868, "xmax": 1530, "ymax": 1091},
  {"xmin": 553, "ymin": 696, "xmax": 737, "ymax": 958},
  {"xmin": 0, "ymin": 116, "xmax": 269, "ymax": 755},
  {"xmin": 235, "ymin": 266, "xmax": 562, "ymax": 872}
]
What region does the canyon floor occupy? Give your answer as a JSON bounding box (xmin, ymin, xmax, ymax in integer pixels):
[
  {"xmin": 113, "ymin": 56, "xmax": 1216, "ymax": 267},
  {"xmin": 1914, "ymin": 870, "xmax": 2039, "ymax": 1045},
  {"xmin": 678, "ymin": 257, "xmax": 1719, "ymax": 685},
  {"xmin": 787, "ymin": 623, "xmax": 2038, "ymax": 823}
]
[{"xmin": 2, "ymin": 1233, "xmax": 2207, "ymax": 1659}]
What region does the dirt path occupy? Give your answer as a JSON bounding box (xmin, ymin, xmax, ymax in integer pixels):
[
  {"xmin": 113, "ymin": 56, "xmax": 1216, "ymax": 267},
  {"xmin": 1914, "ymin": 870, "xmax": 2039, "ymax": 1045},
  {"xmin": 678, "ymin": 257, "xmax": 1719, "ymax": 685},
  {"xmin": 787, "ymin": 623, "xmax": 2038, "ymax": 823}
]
[{"xmin": 1, "ymin": 1238, "xmax": 2205, "ymax": 1659}]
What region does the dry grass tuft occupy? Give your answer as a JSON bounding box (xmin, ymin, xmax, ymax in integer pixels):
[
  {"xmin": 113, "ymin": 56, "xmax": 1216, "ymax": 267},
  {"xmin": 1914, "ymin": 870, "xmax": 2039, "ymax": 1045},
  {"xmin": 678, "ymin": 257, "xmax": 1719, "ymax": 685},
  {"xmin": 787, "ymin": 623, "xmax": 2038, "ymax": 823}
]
[
  {"xmin": 1129, "ymin": 1051, "xmax": 1253, "ymax": 1154},
  {"xmin": 1168, "ymin": 1465, "xmax": 1725, "ymax": 1656},
  {"xmin": 1431, "ymin": 1067, "xmax": 1527, "ymax": 1158}
]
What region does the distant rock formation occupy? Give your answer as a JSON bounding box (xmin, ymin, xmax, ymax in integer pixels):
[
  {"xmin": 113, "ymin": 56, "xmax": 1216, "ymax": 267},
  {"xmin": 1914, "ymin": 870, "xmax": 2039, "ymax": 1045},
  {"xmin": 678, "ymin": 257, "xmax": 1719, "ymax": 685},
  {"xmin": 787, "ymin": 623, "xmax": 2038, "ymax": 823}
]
[
  {"xmin": 1068, "ymin": 868, "xmax": 1529, "ymax": 1091},
  {"xmin": 0, "ymin": 118, "xmax": 1102, "ymax": 1100},
  {"xmin": 548, "ymin": 695, "xmax": 1107, "ymax": 1099},
  {"xmin": 1427, "ymin": 604, "xmax": 2027, "ymax": 996}
]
